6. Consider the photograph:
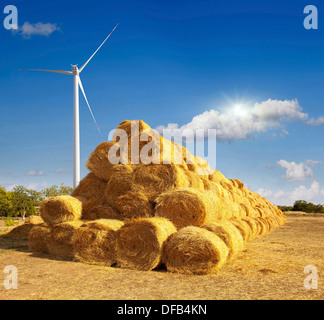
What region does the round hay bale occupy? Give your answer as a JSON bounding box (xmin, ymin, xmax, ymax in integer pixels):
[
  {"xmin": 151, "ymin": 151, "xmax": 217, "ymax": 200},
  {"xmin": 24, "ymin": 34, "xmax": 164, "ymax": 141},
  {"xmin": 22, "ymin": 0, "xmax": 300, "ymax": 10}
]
[
  {"xmin": 194, "ymin": 156, "xmax": 214, "ymax": 179},
  {"xmin": 267, "ymin": 216, "xmax": 279, "ymax": 228},
  {"xmin": 112, "ymin": 120, "xmax": 175, "ymax": 165},
  {"xmin": 40, "ymin": 195, "xmax": 82, "ymax": 226},
  {"xmin": 185, "ymin": 170, "xmax": 205, "ymax": 190},
  {"xmin": 209, "ymin": 182, "xmax": 226, "ymax": 198},
  {"xmin": 264, "ymin": 216, "xmax": 276, "ymax": 231},
  {"xmin": 272, "ymin": 215, "xmax": 282, "ymax": 226},
  {"xmin": 131, "ymin": 164, "xmax": 189, "ymax": 202},
  {"xmin": 200, "ymin": 178, "xmax": 215, "ymax": 191},
  {"xmin": 222, "ymin": 189, "xmax": 234, "ymax": 202},
  {"xmin": 87, "ymin": 141, "xmax": 129, "ymax": 181},
  {"xmin": 209, "ymin": 170, "xmax": 227, "ymax": 183},
  {"xmin": 202, "ymin": 221, "xmax": 244, "ymax": 259},
  {"xmin": 113, "ymin": 120, "xmax": 151, "ymax": 140},
  {"xmin": 162, "ymin": 226, "xmax": 229, "ymax": 275},
  {"xmin": 155, "ymin": 188, "xmax": 223, "ymax": 229},
  {"xmin": 73, "ymin": 196, "xmax": 89, "ymax": 206},
  {"xmin": 230, "ymin": 202, "xmax": 245, "ymax": 219},
  {"xmin": 25, "ymin": 215, "xmax": 44, "ymax": 225},
  {"xmin": 73, "ymin": 219, "xmax": 124, "ymax": 266},
  {"xmin": 28, "ymin": 224, "xmax": 51, "ymax": 253},
  {"xmin": 262, "ymin": 217, "xmax": 272, "ymax": 232},
  {"xmin": 239, "ymin": 203, "xmax": 252, "ymax": 217},
  {"xmin": 220, "ymin": 181, "xmax": 234, "ymax": 192},
  {"xmin": 229, "ymin": 218, "xmax": 252, "ymax": 242},
  {"xmin": 242, "ymin": 217, "xmax": 260, "ymax": 239},
  {"xmin": 82, "ymin": 199, "xmax": 120, "ymax": 220},
  {"xmin": 115, "ymin": 191, "xmax": 154, "ymax": 219},
  {"xmin": 72, "ymin": 173, "xmax": 107, "ymax": 203},
  {"xmin": 233, "ymin": 179, "xmax": 244, "ymax": 189},
  {"xmin": 6, "ymin": 223, "xmax": 35, "ymax": 238},
  {"xmin": 116, "ymin": 217, "xmax": 176, "ymax": 271},
  {"xmin": 104, "ymin": 165, "xmax": 134, "ymax": 206},
  {"xmin": 47, "ymin": 220, "xmax": 83, "ymax": 260},
  {"xmin": 229, "ymin": 179, "xmax": 239, "ymax": 188},
  {"xmin": 254, "ymin": 206, "xmax": 266, "ymax": 218},
  {"xmin": 184, "ymin": 156, "xmax": 213, "ymax": 180},
  {"xmin": 254, "ymin": 217, "xmax": 268, "ymax": 235}
]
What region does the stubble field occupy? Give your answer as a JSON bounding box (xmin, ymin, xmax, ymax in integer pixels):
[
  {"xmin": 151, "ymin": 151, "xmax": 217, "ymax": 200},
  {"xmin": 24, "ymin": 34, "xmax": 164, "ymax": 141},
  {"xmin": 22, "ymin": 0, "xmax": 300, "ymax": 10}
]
[{"xmin": 0, "ymin": 216, "xmax": 323, "ymax": 300}]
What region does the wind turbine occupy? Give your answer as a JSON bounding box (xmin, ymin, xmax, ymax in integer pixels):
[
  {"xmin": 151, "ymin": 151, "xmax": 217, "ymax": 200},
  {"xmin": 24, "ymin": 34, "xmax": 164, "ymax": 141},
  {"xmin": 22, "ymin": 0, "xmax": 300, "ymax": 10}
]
[{"xmin": 18, "ymin": 24, "xmax": 118, "ymax": 189}]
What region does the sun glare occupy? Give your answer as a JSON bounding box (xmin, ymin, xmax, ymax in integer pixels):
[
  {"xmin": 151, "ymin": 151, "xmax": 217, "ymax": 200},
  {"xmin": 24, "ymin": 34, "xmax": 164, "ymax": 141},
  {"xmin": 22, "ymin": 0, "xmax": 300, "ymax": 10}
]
[{"xmin": 232, "ymin": 104, "xmax": 249, "ymax": 117}]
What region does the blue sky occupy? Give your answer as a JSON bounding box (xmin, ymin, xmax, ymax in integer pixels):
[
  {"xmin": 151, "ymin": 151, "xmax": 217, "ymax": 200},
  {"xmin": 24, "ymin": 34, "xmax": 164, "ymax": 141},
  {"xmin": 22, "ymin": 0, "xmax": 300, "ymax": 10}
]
[{"xmin": 1, "ymin": 0, "xmax": 324, "ymax": 205}]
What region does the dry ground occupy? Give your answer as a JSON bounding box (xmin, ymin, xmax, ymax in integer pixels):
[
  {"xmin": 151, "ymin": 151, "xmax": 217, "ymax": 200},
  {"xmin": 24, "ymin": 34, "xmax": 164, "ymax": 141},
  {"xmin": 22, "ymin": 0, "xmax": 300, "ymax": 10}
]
[{"xmin": 0, "ymin": 216, "xmax": 323, "ymax": 300}]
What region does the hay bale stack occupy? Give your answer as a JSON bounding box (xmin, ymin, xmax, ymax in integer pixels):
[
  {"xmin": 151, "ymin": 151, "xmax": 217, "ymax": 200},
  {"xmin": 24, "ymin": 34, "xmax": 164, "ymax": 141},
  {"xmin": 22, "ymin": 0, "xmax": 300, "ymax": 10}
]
[
  {"xmin": 155, "ymin": 188, "xmax": 230, "ymax": 229},
  {"xmin": 241, "ymin": 217, "xmax": 260, "ymax": 239},
  {"xmin": 47, "ymin": 220, "xmax": 83, "ymax": 260},
  {"xmin": 113, "ymin": 120, "xmax": 190, "ymax": 166},
  {"xmin": 115, "ymin": 191, "xmax": 154, "ymax": 219},
  {"xmin": 229, "ymin": 218, "xmax": 252, "ymax": 242},
  {"xmin": 29, "ymin": 224, "xmax": 51, "ymax": 253},
  {"xmin": 40, "ymin": 195, "xmax": 82, "ymax": 226},
  {"xmin": 116, "ymin": 217, "xmax": 176, "ymax": 271},
  {"xmin": 163, "ymin": 226, "xmax": 229, "ymax": 275},
  {"xmin": 32, "ymin": 119, "xmax": 287, "ymax": 274},
  {"xmin": 72, "ymin": 173, "xmax": 107, "ymax": 203},
  {"xmin": 87, "ymin": 141, "xmax": 128, "ymax": 181},
  {"xmin": 73, "ymin": 219, "xmax": 124, "ymax": 266},
  {"xmin": 254, "ymin": 217, "xmax": 268, "ymax": 235},
  {"xmin": 104, "ymin": 165, "xmax": 134, "ymax": 206},
  {"xmin": 131, "ymin": 164, "xmax": 189, "ymax": 201},
  {"xmin": 202, "ymin": 221, "xmax": 244, "ymax": 259},
  {"xmin": 82, "ymin": 200, "xmax": 120, "ymax": 220},
  {"xmin": 185, "ymin": 170, "xmax": 205, "ymax": 190}
]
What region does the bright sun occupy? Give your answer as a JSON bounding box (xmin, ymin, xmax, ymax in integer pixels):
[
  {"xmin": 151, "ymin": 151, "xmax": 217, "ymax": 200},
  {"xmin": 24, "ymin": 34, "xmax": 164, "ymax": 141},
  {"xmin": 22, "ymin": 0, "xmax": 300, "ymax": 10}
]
[{"xmin": 232, "ymin": 104, "xmax": 249, "ymax": 117}]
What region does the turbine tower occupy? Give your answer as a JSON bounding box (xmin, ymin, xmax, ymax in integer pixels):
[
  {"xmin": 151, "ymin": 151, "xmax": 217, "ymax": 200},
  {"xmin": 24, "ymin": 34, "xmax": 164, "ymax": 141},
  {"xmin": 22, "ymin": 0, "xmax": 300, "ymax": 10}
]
[{"xmin": 18, "ymin": 24, "xmax": 118, "ymax": 189}]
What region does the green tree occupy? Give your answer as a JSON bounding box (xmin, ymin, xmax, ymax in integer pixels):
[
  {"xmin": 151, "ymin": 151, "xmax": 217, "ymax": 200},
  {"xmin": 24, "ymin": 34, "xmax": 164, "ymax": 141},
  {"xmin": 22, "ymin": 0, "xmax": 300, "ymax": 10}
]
[
  {"xmin": 43, "ymin": 183, "xmax": 73, "ymax": 198},
  {"xmin": 0, "ymin": 186, "xmax": 13, "ymax": 217},
  {"xmin": 10, "ymin": 186, "xmax": 38, "ymax": 218},
  {"xmin": 292, "ymin": 200, "xmax": 324, "ymax": 213}
]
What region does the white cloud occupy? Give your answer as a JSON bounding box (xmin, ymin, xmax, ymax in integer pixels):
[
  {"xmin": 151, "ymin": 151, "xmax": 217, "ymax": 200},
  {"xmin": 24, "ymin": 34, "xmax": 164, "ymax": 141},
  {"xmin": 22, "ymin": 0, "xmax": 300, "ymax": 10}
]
[
  {"xmin": 16, "ymin": 22, "xmax": 60, "ymax": 38},
  {"xmin": 26, "ymin": 170, "xmax": 45, "ymax": 176},
  {"xmin": 289, "ymin": 181, "xmax": 321, "ymax": 202},
  {"xmin": 274, "ymin": 190, "xmax": 287, "ymax": 199},
  {"xmin": 157, "ymin": 99, "xmax": 308, "ymax": 141},
  {"xmin": 277, "ymin": 159, "xmax": 321, "ymax": 182},
  {"xmin": 252, "ymin": 99, "xmax": 308, "ymax": 121},
  {"xmin": 256, "ymin": 188, "xmax": 273, "ymax": 198},
  {"xmin": 305, "ymin": 117, "xmax": 324, "ymax": 126},
  {"xmin": 256, "ymin": 181, "xmax": 324, "ymax": 206}
]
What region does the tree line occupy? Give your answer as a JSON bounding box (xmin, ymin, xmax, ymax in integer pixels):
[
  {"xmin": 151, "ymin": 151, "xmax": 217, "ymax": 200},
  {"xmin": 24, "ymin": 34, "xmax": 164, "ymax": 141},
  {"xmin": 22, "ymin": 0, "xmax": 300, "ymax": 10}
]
[
  {"xmin": 278, "ymin": 200, "xmax": 324, "ymax": 213},
  {"xmin": 0, "ymin": 184, "xmax": 73, "ymax": 218},
  {"xmin": 1, "ymin": 184, "xmax": 323, "ymax": 218}
]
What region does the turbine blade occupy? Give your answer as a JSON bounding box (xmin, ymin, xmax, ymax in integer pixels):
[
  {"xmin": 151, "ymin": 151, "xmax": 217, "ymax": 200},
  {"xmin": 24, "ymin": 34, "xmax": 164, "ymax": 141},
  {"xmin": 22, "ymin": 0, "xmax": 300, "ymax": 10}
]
[
  {"xmin": 16, "ymin": 69, "xmax": 72, "ymax": 75},
  {"xmin": 78, "ymin": 77, "xmax": 102, "ymax": 135},
  {"xmin": 79, "ymin": 23, "xmax": 118, "ymax": 73}
]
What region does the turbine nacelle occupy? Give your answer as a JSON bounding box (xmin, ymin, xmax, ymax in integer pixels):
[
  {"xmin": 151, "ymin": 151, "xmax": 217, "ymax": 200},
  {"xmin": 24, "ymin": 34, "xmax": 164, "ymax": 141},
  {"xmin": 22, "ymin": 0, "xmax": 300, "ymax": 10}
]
[{"xmin": 72, "ymin": 65, "xmax": 79, "ymax": 75}]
